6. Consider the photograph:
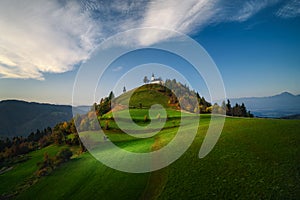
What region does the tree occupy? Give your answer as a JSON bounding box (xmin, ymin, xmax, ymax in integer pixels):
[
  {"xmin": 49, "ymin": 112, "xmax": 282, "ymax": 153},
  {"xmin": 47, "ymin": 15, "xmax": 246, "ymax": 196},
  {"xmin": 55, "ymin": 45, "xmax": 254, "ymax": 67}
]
[
  {"xmin": 38, "ymin": 152, "xmax": 54, "ymax": 170},
  {"xmin": 38, "ymin": 135, "xmax": 51, "ymax": 148},
  {"xmin": 52, "ymin": 130, "xmax": 64, "ymax": 145},
  {"xmin": 196, "ymin": 92, "xmax": 201, "ymax": 100},
  {"xmin": 143, "ymin": 76, "xmax": 149, "ymax": 84},
  {"xmin": 123, "ymin": 86, "xmax": 126, "ymax": 93},
  {"xmin": 56, "ymin": 148, "xmax": 72, "ymax": 163},
  {"xmin": 248, "ymin": 111, "xmax": 254, "ymax": 118},
  {"xmin": 226, "ymin": 99, "xmax": 232, "ymax": 116},
  {"xmin": 232, "ymin": 103, "xmax": 242, "ymax": 117},
  {"xmin": 108, "ymin": 91, "xmax": 115, "ymax": 100},
  {"xmin": 36, "ymin": 152, "xmax": 54, "ymax": 177},
  {"xmin": 241, "ymin": 103, "xmax": 247, "ymax": 117}
]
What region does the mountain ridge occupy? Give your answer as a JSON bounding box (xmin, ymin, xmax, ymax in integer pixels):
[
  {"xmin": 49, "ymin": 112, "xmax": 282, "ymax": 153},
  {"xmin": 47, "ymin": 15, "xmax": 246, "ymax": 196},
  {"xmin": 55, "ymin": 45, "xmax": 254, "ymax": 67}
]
[
  {"xmin": 229, "ymin": 91, "xmax": 300, "ymax": 118},
  {"xmin": 0, "ymin": 100, "xmax": 89, "ymax": 137}
]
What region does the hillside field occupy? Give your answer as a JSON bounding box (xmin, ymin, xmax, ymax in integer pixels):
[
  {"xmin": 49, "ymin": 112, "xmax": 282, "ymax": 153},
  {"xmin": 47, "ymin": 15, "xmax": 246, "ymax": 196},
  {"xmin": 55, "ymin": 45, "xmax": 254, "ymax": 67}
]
[{"xmin": 1, "ymin": 110, "xmax": 299, "ymax": 199}]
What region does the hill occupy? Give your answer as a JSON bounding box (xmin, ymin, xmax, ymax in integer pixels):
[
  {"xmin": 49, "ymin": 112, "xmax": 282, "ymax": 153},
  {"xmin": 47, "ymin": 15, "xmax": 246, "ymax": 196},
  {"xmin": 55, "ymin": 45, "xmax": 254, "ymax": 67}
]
[
  {"xmin": 1, "ymin": 114, "xmax": 299, "ymax": 199},
  {"xmin": 114, "ymin": 83, "xmax": 172, "ymax": 108},
  {"xmin": 230, "ymin": 92, "xmax": 300, "ymax": 118},
  {"xmin": 0, "ymin": 100, "xmax": 86, "ymax": 138},
  {"xmin": 96, "ymin": 80, "xmax": 211, "ymax": 117},
  {"xmin": 280, "ymin": 114, "xmax": 300, "ymax": 119}
]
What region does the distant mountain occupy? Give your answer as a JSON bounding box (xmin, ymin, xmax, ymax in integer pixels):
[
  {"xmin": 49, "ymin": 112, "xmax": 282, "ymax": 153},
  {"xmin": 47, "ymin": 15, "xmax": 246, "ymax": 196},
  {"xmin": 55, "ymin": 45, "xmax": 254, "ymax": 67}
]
[
  {"xmin": 280, "ymin": 114, "xmax": 300, "ymax": 120},
  {"xmin": 0, "ymin": 100, "xmax": 90, "ymax": 138},
  {"xmin": 75, "ymin": 105, "xmax": 92, "ymax": 114},
  {"xmin": 230, "ymin": 92, "xmax": 300, "ymax": 118}
]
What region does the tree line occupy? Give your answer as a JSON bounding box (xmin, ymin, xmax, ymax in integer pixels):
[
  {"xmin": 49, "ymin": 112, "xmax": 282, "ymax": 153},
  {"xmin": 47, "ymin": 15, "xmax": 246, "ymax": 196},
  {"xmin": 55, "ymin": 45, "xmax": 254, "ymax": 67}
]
[
  {"xmin": 0, "ymin": 119, "xmax": 85, "ymax": 166},
  {"xmin": 223, "ymin": 100, "xmax": 253, "ymax": 117}
]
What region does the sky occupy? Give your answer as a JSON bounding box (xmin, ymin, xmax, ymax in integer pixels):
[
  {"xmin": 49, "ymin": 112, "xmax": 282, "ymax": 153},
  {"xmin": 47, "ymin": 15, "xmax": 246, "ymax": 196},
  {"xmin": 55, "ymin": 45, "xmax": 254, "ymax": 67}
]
[{"xmin": 0, "ymin": 0, "xmax": 299, "ymax": 105}]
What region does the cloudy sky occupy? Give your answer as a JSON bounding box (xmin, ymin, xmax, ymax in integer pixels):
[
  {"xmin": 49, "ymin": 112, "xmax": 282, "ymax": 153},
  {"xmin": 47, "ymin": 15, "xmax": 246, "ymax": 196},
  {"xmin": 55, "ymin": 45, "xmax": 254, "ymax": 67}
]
[{"xmin": 0, "ymin": 0, "xmax": 299, "ymax": 104}]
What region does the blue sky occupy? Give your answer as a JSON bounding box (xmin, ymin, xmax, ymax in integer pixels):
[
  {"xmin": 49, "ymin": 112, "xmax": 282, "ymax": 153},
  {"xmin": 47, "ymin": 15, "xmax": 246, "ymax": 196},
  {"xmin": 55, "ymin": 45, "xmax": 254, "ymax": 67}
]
[{"xmin": 0, "ymin": 0, "xmax": 299, "ymax": 105}]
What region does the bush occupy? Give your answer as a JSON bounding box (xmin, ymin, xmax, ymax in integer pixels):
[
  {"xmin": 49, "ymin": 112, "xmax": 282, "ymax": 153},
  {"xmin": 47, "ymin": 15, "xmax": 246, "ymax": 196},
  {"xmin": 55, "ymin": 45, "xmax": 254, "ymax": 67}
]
[
  {"xmin": 56, "ymin": 148, "xmax": 72, "ymax": 163},
  {"xmin": 105, "ymin": 120, "xmax": 110, "ymax": 130},
  {"xmin": 36, "ymin": 167, "xmax": 50, "ymax": 177},
  {"xmin": 36, "ymin": 149, "xmax": 73, "ymax": 177}
]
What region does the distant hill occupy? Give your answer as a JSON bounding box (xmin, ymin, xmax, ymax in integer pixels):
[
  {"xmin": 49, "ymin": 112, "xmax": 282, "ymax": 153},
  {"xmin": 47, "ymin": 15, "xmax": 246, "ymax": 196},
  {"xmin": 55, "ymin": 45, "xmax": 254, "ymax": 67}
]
[
  {"xmin": 230, "ymin": 92, "xmax": 300, "ymax": 118},
  {"xmin": 0, "ymin": 100, "xmax": 89, "ymax": 138},
  {"xmin": 280, "ymin": 114, "xmax": 300, "ymax": 119}
]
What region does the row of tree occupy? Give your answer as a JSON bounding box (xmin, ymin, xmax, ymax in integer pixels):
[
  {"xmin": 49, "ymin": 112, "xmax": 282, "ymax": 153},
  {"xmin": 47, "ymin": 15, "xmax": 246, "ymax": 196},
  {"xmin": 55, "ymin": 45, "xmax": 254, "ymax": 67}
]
[
  {"xmin": 94, "ymin": 91, "xmax": 115, "ymax": 116},
  {"xmin": 0, "ymin": 118, "xmax": 85, "ymax": 163},
  {"xmin": 224, "ymin": 100, "xmax": 253, "ymax": 117},
  {"xmin": 36, "ymin": 148, "xmax": 73, "ymax": 177}
]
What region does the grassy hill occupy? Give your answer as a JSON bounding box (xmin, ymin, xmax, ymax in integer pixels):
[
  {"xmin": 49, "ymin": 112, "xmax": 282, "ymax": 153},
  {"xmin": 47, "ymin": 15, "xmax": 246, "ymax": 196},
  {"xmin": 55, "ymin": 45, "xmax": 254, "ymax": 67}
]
[
  {"xmin": 114, "ymin": 84, "xmax": 172, "ymax": 109},
  {"xmin": 0, "ymin": 100, "xmax": 74, "ymax": 137},
  {"xmin": 1, "ymin": 85, "xmax": 299, "ymax": 199},
  {"xmin": 1, "ymin": 110, "xmax": 299, "ymax": 199}
]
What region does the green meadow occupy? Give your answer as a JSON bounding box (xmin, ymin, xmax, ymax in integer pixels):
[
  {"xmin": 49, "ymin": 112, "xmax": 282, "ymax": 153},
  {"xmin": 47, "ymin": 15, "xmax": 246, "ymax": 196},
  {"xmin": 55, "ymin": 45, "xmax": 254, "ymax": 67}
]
[{"xmin": 1, "ymin": 109, "xmax": 299, "ymax": 199}]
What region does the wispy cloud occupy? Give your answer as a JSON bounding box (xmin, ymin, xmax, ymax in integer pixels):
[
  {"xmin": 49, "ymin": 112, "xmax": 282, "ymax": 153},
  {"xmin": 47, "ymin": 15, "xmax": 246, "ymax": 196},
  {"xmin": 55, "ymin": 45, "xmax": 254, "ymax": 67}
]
[
  {"xmin": 112, "ymin": 66, "xmax": 123, "ymax": 72},
  {"xmin": 135, "ymin": 0, "xmax": 219, "ymax": 45},
  {"xmin": 225, "ymin": 0, "xmax": 280, "ymax": 22},
  {"xmin": 0, "ymin": 0, "xmax": 296, "ymax": 80},
  {"xmin": 276, "ymin": 0, "xmax": 300, "ymax": 18}
]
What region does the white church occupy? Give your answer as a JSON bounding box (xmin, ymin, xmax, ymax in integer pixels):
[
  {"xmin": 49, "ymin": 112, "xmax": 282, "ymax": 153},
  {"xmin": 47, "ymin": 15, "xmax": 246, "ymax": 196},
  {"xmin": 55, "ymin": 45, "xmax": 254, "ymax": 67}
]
[{"xmin": 150, "ymin": 73, "xmax": 163, "ymax": 84}]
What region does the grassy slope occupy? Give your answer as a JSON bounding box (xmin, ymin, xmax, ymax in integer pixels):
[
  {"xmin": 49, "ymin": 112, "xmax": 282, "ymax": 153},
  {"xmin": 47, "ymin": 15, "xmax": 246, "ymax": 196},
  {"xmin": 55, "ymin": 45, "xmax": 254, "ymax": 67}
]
[
  {"xmin": 159, "ymin": 117, "xmax": 300, "ymax": 199},
  {"xmin": 16, "ymin": 153, "xmax": 149, "ymax": 200},
  {"xmin": 114, "ymin": 84, "xmax": 170, "ymax": 108},
  {"xmin": 0, "ymin": 145, "xmax": 68, "ymax": 196},
  {"xmin": 1, "ymin": 113, "xmax": 299, "ymax": 199}
]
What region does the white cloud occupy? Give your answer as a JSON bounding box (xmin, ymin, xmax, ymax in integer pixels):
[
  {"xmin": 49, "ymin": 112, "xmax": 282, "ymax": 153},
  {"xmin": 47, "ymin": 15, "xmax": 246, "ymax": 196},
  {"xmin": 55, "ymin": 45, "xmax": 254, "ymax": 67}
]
[
  {"xmin": 112, "ymin": 66, "xmax": 123, "ymax": 72},
  {"xmin": 276, "ymin": 0, "xmax": 300, "ymax": 18},
  {"xmin": 0, "ymin": 0, "xmax": 100, "ymax": 80},
  {"xmin": 103, "ymin": 0, "xmax": 283, "ymax": 46},
  {"xmin": 0, "ymin": 0, "xmax": 292, "ymax": 80},
  {"xmin": 227, "ymin": 0, "xmax": 280, "ymax": 22},
  {"xmin": 136, "ymin": 0, "xmax": 219, "ymax": 45}
]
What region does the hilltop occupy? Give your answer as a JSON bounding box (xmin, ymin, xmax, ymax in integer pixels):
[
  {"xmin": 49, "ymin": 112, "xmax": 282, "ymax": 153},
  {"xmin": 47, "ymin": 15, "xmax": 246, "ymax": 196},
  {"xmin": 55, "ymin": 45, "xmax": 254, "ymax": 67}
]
[
  {"xmin": 115, "ymin": 84, "xmax": 171, "ymax": 108},
  {"xmin": 95, "ymin": 79, "xmax": 253, "ymax": 119},
  {"xmin": 96, "ymin": 79, "xmax": 212, "ymax": 117}
]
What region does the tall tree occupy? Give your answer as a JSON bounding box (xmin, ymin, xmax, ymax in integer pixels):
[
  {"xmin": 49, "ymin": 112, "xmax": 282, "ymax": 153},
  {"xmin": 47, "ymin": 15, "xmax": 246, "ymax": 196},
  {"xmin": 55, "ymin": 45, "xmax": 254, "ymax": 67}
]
[
  {"xmin": 143, "ymin": 76, "xmax": 149, "ymax": 84},
  {"xmin": 108, "ymin": 91, "xmax": 115, "ymax": 100},
  {"xmin": 226, "ymin": 99, "xmax": 232, "ymax": 116},
  {"xmin": 241, "ymin": 103, "xmax": 247, "ymax": 117}
]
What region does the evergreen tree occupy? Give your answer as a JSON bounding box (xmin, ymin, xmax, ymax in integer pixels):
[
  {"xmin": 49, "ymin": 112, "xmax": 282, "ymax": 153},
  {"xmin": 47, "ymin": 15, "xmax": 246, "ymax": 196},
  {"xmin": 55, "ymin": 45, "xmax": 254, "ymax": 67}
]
[
  {"xmin": 108, "ymin": 91, "xmax": 115, "ymax": 100},
  {"xmin": 241, "ymin": 103, "xmax": 247, "ymax": 117},
  {"xmin": 143, "ymin": 76, "xmax": 149, "ymax": 84},
  {"xmin": 226, "ymin": 99, "xmax": 232, "ymax": 116}
]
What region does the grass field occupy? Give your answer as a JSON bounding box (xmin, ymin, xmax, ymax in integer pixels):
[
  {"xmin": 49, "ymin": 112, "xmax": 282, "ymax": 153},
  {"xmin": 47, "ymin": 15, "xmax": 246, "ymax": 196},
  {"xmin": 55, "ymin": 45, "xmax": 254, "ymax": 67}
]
[
  {"xmin": 0, "ymin": 145, "xmax": 70, "ymax": 197},
  {"xmin": 1, "ymin": 110, "xmax": 299, "ymax": 199},
  {"xmin": 114, "ymin": 84, "xmax": 171, "ymax": 108}
]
